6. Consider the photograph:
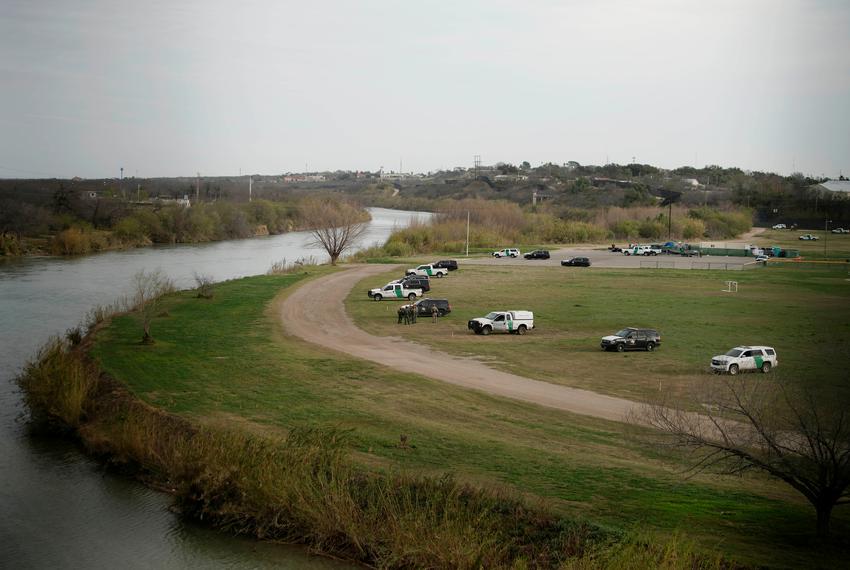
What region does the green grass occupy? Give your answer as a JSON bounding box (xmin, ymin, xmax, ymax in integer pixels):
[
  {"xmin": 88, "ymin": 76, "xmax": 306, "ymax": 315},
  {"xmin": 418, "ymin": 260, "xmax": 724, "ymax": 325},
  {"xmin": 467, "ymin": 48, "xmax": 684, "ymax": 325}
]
[
  {"xmin": 91, "ymin": 267, "xmax": 849, "ymax": 568},
  {"xmin": 347, "ymin": 264, "xmax": 850, "ymax": 403},
  {"xmin": 754, "ymin": 228, "xmax": 850, "ymax": 260}
]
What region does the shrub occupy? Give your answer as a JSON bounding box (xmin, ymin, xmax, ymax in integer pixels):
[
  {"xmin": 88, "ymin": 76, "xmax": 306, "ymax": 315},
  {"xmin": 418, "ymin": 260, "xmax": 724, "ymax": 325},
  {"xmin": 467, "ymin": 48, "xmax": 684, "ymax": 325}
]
[{"xmin": 52, "ymin": 226, "xmax": 92, "ymax": 255}]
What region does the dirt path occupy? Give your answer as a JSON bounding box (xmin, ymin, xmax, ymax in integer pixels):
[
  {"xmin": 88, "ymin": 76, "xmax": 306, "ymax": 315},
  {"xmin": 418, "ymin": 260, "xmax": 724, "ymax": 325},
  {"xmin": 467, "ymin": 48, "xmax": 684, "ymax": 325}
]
[{"xmin": 280, "ymin": 265, "xmax": 641, "ymax": 423}]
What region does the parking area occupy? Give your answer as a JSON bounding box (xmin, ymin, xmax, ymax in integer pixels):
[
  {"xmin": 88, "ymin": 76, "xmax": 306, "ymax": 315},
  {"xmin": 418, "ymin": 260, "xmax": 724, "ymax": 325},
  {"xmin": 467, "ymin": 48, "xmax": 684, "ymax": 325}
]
[{"xmin": 460, "ymin": 248, "xmax": 755, "ymax": 270}]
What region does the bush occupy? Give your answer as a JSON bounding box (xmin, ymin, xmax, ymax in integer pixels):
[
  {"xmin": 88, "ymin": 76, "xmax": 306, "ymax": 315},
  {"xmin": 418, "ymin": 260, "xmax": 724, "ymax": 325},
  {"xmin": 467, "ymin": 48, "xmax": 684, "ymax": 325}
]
[{"xmin": 52, "ymin": 226, "xmax": 92, "ymax": 255}]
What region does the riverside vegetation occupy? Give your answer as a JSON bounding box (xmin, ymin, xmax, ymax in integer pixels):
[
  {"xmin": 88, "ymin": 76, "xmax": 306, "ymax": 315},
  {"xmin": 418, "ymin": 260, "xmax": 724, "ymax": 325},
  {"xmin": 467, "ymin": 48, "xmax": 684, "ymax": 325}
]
[
  {"xmin": 18, "ymin": 265, "xmax": 849, "ymax": 568},
  {"xmin": 353, "ymin": 199, "xmax": 752, "ymax": 260}
]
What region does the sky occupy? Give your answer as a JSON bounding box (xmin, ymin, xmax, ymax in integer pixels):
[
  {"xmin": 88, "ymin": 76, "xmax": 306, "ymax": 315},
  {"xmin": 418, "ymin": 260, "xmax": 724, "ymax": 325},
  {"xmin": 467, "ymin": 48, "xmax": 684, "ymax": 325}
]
[{"xmin": 1, "ymin": 0, "xmax": 848, "ymax": 179}]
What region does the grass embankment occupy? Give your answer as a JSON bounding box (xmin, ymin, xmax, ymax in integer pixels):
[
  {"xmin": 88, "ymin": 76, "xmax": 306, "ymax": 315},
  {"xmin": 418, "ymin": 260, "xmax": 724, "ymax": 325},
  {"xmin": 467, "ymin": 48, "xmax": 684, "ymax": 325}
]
[
  {"xmin": 50, "ymin": 267, "xmax": 844, "ymax": 567},
  {"xmin": 347, "ymin": 264, "xmax": 850, "ymax": 404}
]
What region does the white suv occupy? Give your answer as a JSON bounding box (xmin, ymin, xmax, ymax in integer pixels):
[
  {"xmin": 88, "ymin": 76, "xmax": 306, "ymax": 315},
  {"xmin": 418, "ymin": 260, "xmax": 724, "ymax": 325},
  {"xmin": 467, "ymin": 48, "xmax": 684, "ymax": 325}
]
[
  {"xmin": 711, "ymin": 346, "xmax": 778, "ymax": 375},
  {"xmin": 492, "ymin": 248, "xmax": 520, "ymax": 258}
]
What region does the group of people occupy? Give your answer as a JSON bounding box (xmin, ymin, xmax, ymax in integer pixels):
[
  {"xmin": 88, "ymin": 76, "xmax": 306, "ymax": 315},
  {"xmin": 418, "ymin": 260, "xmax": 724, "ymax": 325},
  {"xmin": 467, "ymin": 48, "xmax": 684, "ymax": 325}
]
[{"xmin": 397, "ymin": 304, "xmax": 439, "ymax": 325}]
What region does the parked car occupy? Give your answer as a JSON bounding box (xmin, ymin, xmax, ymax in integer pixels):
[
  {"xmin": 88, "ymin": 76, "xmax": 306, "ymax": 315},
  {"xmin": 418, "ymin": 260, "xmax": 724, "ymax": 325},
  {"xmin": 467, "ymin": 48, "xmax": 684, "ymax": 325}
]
[
  {"xmin": 799, "ymin": 234, "xmax": 819, "ymax": 241},
  {"xmin": 608, "ymin": 244, "xmax": 623, "ymax": 252},
  {"xmin": 600, "ymin": 328, "xmax": 661, "ymax": 352},
  {"xmin": 468, "ymin": 311, "xmax": 534, "ymax": 335},
  {"xmin": 561, "ymin": 257, "xmax": 591, "ymax": 267},
  {"xmin": 680, "ymin": 249, "xmax": 700, "ymax": 257},
  {"xmin": 433, "ymin": 259, "xmax": 459, "ymax": 271},
  {"xmin": 710, "ymin": 346, "xmax": 777, "ymax": 374},
  {"xmin": 623, "ymin": 245, "xmax": 661, "ymax": 256},
  {"xmin": 492, "ymin": 248, "xmax": 520, "ymax": 258},
  {"xmin": 772, "ymin": 223, "xmax": 787, "ymax": 230},
  {"xmin": 405, "ymin": 264, "xmax": 448, "ymax": 278},
  {"xmin": 400, "ymin": 298, "xmax": 451, "ymax": 317},
  {"xmin": 754, "ymin": 255, "xmax": 769, "ymax": 262},
  {"xmin": 832, "ymin": 227, "xmax": 849, "ymax": 234},
  {"xmin": 367, "ymin": 282, "xmax": 423, "ymax": 301},
  {"xmin": 524, "ymin": 250, "xmax": 550, "ymax": 260},
  {"xmin": 397, "ymin": 275, "xmax": 430, "ymax": 292}
]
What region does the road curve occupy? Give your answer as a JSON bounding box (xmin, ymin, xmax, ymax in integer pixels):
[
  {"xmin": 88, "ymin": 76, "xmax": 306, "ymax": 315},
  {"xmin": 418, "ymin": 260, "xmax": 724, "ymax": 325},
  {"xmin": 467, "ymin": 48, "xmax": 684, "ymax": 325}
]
[{"xmin": 279, "ymin": 265, "xmax": 642, "ymax": 423}]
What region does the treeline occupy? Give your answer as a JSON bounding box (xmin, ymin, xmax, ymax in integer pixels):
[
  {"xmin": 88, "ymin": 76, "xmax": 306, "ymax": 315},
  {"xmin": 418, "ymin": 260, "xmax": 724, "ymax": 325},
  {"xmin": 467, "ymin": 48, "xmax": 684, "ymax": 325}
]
[
  {"xmin": 1, "ymin": 196, "xmax": 365, "ymax": 257},
  {"xmin": 360, "ymin": 199, "xmax": 751, "ymax": 257}
]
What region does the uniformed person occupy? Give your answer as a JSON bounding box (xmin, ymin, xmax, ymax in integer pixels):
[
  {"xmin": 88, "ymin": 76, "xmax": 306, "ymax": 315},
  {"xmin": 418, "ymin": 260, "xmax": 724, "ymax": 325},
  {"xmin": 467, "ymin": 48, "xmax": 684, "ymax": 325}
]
[{"xmin": 431, "ymin": 304, "xmax": 438, "ymax": 323}]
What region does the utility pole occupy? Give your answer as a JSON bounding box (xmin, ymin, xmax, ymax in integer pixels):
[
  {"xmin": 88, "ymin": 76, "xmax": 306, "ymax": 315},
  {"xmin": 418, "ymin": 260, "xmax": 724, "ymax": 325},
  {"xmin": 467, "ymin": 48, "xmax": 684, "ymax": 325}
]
[
  {"xmin": 474, "ymin": 155, "xmax": 481, "ymax": 178},
  {"xmin": 120, "ymin": 167, "xmax": 124, "ymax": 199},
  {"xmin": 825, "ymin": 219, "xmax": 831, "ymax": 257},
  {"xmin": 465, "ymin": 211, "xmax": 470, "ymax": 257},
  {"xmin": 196, "ymin": 172, "xmax": 200, "ymax": 203},
  {"xmin": 248, "ymin": 176, "xmax": 253, "ymax": 203}
]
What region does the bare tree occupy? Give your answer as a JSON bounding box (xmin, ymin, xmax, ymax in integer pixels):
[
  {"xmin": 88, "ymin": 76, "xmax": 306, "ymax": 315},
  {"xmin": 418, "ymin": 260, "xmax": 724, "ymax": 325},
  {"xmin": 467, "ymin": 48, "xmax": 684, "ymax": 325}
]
[
  {"xmin": 300, "ymin": 198, "xmax": 369, "ymax": 265},
  {"xmin": 131, "ymin": 269, "xmax": 175, "ymax": 344},
  {"xmin": 641, "ymin": 375, "xmax": 850, "ymax": 538},
  {"xmin": 193, "ymin": 272, "xmax": 215, "ymax": 299}
]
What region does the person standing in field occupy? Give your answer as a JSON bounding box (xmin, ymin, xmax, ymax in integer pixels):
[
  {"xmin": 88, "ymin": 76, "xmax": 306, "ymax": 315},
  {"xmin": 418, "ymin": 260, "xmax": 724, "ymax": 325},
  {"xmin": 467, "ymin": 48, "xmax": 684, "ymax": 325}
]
[
  {"xmin": 431, "ymin": 304, "xmax": 438, "ymax": 323},
  {"xmin": 397, "ymin": 306, "xmax": 404, "ymax": 324}
]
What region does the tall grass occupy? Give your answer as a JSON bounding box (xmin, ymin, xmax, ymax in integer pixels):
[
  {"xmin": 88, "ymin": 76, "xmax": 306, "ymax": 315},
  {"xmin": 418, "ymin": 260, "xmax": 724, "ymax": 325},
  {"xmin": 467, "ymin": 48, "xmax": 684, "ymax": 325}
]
[{"xmin": 17, "ymin": 339, "xmax": 96, "ymax": 428}]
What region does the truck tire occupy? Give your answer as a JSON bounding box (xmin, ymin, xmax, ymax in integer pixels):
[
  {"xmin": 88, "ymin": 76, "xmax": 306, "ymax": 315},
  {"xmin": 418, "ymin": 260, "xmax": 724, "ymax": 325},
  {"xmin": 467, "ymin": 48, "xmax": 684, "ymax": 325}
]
[
  {"xmin": 373, "ymin": 294, "xmax": 382, "ymax": 301},
  {"xmin": 436, "ymin": 273, "xmax": 443, "ymax": 278},
  {"xmin": 407, "ymin": 293, "xmax": 416, "ymax": 301},
  {"xmin": 616, "ymin": 343, "xmax": 625, "ymax": 352},
  {"xmin": 517, "ymin": 325, "xmax": 527, "ymax": 335},
  {"xmin": 646, "ymin": 342, "xmax": 655, "ymax": 352},
  {"xmin": 729, "ymin": 364, "xmax": 739, "ymax": 375},
  {"xmin": 482, "ymin": 326, "xmax": 491, "ymax": 336},
  {"xmin": 761, "ymin": 362, "xmax": 772, "ymax": 373}
]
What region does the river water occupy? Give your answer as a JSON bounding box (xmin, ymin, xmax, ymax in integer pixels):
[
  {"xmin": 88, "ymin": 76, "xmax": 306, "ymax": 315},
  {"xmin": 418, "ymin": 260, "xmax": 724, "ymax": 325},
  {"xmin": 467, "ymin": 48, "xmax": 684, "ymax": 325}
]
[{"xmin": 0, "ymin": 208, "xmax": 428, "ymax": 569}]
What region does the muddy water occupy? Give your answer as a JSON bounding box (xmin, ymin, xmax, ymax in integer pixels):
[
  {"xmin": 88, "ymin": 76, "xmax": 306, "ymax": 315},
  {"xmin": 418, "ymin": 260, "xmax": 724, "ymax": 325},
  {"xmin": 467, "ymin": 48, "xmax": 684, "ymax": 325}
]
[{"xmin": 0, "ymin": 208, "xmax": 429, "ymax": 568}]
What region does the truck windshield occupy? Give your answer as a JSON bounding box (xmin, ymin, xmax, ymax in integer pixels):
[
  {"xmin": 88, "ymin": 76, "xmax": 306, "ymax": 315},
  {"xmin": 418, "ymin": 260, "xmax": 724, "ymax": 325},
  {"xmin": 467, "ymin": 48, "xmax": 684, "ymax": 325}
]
[
  {"xmin": 725, "ymin": 349, "xmax": 743, "ymax": 357},
  {"xmin": 485, "ymin": 312, "xmax": 500, "ymax": 320},
  {"xmin": 614, "ymin": 329, "xmax": 633, "ymax": 337}
]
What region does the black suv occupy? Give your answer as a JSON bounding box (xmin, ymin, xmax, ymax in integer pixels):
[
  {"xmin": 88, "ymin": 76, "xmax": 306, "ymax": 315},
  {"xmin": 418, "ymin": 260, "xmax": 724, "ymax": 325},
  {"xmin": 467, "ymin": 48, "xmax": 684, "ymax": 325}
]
[
  {"xmin": 561, "ymin": 257, "xmax": 591, "ymax": 267},
  {"xmin": 405, "ymin": 298, "xmax": 451, "ymax": 317},
  {"xmin": 433, "ymin": 260, "xmax": 458, "ymax": 271},
  {"xmin": 601, "ymin": 328, "xmax": 661, "ymax": 352},
  {"xmin": 524, "ymin": 250, "xmax": 550, "ymax": 259},
  {"xmin": 400, "ymin": 275, "xmax": 431, "ymax": 292}
]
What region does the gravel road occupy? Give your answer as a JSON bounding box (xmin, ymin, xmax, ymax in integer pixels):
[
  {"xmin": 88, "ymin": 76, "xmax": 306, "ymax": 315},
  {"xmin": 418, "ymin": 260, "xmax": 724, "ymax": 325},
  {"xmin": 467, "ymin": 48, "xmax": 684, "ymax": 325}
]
[{"xmin": 280, "ymin": 264, "xmax": 641, "ymax": 423}]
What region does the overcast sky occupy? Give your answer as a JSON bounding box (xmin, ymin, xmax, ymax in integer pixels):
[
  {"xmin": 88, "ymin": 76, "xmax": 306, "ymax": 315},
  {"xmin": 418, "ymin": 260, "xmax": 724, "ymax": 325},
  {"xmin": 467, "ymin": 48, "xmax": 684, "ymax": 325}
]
[{"xmin": 1, "ymin": 0, "xmax": 848, "ymax": 179}]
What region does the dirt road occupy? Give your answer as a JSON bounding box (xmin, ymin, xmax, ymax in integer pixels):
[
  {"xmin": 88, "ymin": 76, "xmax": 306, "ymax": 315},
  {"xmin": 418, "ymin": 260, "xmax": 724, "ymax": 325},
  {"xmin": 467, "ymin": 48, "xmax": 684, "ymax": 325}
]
[{"xmin": 280, "ymin": 265, "xmax": 641, "ymax": 423}]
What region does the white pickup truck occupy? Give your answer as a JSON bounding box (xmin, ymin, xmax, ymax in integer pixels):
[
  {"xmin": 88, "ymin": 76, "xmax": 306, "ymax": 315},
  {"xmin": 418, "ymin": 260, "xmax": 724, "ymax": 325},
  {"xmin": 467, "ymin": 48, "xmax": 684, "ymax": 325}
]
[
  {"xmin": 367, "ymin": 282, "xmax": 424, "ymax": 301},
  {"xmin": 623, "ymin": 245, "xmax": 661, "ymax": 256},
  {"xmin": 405, "ymin": 264, "xmax": 448, "ymax": 278},
  {"xmin": 468, "ymin": 311, "xmax": 534, "ymax": 335}
]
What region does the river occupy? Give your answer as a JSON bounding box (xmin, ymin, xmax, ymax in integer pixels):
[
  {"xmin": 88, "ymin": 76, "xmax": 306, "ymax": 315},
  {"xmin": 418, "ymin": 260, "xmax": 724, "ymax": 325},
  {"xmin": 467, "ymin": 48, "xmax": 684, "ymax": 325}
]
[{"xmin": 0, "ymin": 207, "xmax": 429, "ymax": 568}]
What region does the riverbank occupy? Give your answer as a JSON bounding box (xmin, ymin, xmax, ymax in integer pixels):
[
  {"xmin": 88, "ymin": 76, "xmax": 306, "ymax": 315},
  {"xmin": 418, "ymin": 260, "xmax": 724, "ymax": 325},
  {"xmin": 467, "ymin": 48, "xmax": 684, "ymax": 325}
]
[
  {"xmin": 0, "ymin": 207, "xmax": 433, "ymax": 568},
  {"xmin": 41, "ymin": 266, "xmax": 844, "ymax": 567},
  {"xmin": 17, "ymin": 272, "xmax": 700, "ymax": 569}
]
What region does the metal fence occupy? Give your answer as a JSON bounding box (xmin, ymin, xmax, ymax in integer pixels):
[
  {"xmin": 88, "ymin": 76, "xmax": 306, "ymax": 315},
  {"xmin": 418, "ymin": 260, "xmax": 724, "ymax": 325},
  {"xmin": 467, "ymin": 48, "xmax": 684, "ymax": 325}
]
[{"xmin": 639, "ymin": 260, "xmax": 755, "ymax": 270}]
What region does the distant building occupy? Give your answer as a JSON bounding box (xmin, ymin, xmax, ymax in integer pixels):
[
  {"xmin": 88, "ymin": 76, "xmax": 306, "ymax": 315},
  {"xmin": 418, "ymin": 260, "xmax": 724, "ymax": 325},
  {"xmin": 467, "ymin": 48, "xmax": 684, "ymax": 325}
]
[{"xmin": 814, "ymin": 180, "xmax": 850, "ymax": 194}]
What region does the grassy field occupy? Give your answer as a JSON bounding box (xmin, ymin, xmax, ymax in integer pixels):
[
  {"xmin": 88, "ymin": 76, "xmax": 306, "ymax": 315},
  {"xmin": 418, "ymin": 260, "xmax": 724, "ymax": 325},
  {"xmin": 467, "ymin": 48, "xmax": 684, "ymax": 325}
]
[
  {"xmin": 347, "ymin": 264, "xmax": 850, "ymax": 404},
  {"xmin": 90, "ymin": 267, "xmax": 849, "ymax": 567},
  {"xmin": 752, "ymin": 228, "xmax": 850, "ymax": 260}
]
